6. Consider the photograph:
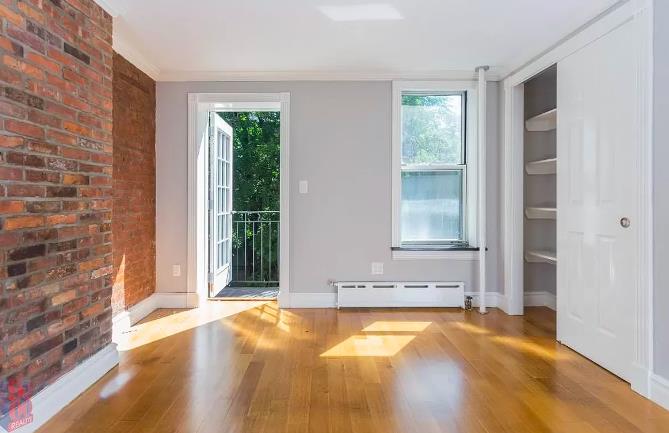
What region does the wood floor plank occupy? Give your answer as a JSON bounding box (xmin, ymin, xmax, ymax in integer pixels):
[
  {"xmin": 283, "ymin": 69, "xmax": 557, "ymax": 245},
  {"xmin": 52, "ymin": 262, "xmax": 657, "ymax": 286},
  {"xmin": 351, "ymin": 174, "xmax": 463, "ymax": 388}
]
[{"xmin": 35, "ymin": 304, "xmax": 668, "ymax": 433}]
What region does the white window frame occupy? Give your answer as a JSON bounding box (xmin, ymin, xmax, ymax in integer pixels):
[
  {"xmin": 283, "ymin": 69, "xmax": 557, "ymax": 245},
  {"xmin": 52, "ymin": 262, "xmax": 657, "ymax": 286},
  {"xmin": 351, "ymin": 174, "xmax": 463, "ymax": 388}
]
[{"xmin": 391, "ymin": 80, "xmax": 479, "ymax": 259}]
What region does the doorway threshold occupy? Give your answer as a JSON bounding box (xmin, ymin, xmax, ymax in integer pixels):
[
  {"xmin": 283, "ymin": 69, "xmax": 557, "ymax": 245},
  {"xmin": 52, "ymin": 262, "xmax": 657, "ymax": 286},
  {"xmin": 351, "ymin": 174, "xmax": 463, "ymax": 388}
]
[{"xmin": 213, "ymin": 287, "xmax": 279, "ymax": 300}]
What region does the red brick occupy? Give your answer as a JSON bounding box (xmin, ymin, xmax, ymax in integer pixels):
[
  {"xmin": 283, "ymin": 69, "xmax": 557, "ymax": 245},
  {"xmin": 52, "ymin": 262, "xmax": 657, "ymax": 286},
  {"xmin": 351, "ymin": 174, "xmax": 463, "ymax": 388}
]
[
  {"xmin": 63, "ymin": 173, "xmax": 88, "ymax": 185},
  {"xmin": 26, "ymin": 52, "xmax": 62, "ymax": 75},
  {"xmin": 4, "ymin": 215, "xmax": 45, "ymax": 230},
  {"xmin": 5, "ymin": 119, "xmax": 44, "ymax": 139},
  {"xmin": 4, "ymin": 56, "xmax": 45, "ymax": 81},
  {"xmin": 0, "ymin": 4, "xmax": 25, "ymax": 27},
  {"xmin": 62, "ymin": 94, "xmax": 90, "ymax": 111},
  {"xmin": 17, "ymin": 1, "xmax": 45, "ymax": 25},
  {"xmin": 46, "ymin": 214, "xmax": 76, "ymax": 225},
  {"xmin": 0, "ymin": 135, "xmax": 25, "ymax": 148},
  {"xmin": 50, "ymin": 289, "xmax": 77, "ymax": 306},
  {"xmin": 0, "ymin": 200, "xmax": 25, "ymax": 213},
  {"xmin": 0, "ymin": 166, "xmax": 23, "ymax": 180}
]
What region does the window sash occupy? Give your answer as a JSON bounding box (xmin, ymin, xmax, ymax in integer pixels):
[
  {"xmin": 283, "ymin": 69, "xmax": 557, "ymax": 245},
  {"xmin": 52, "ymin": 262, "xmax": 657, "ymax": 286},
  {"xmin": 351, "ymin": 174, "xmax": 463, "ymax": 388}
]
[
  {"xmin": 400, "ymin": 166, "xmax": 467, "ymax": 246},
  {"xmin": 401, "ymin": 91, "xmax": 467, "ymax": 166}
]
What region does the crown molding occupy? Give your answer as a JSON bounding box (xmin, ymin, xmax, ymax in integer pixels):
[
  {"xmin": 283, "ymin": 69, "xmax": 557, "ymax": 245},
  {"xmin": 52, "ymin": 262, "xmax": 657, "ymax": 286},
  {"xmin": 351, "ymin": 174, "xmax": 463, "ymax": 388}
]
[
  {"xmin": 158, "ymin": 68, "xmax": 502, "ymax": 82},
  {"xmin": 93, "ymin": 0, "xmax": 120, "ymax": 17},
  {"xmin": 112, "ymin": 22, "xmax": 161, "ymax": 80}
]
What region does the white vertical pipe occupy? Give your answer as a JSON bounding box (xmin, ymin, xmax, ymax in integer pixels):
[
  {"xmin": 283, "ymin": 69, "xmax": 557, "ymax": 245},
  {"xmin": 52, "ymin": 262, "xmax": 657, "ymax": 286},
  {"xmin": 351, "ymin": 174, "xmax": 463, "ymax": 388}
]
[{"xmin": 476, "ymin": 66, "xmax": 489, "ymax": 314}]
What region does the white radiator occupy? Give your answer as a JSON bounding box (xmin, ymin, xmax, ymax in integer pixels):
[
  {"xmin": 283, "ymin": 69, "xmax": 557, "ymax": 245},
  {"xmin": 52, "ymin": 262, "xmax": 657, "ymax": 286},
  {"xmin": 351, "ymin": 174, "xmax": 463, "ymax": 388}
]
[{"xmin": 336, "ymin": 281, "xmax": 465, "ymax": 308}]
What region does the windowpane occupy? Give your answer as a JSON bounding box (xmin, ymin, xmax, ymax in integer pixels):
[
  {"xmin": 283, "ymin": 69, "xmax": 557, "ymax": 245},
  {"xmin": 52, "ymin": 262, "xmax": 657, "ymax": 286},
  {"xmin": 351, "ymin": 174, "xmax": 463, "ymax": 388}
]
[
  {"xmin": 401, "ymin": 94, "xmax": 463, "ymax": 165},
  {"xmin": 401, "ymin": 170, "xmax": 463, "ymax": 243}
]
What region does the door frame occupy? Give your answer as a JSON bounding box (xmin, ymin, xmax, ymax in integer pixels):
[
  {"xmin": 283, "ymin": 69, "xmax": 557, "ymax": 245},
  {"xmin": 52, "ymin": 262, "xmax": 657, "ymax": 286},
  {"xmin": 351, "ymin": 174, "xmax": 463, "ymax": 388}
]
[
  {"xmin": 501, "ymin": 0, "xmax": 653, "ymax": 396},
  {"xmin": 187, "ymin": 92, "xmax": 291, "ymax": 307}
]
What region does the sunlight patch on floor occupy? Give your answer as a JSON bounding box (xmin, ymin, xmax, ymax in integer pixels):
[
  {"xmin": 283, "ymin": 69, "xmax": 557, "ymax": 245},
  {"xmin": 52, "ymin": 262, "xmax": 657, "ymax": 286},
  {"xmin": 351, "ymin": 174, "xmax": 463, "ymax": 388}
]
[
  {"xmin": 362, "ymin": 321, "xmax": 431, "ymax": 332},
  {"xmin": 116, "ymin": 301, "xmax": 269, "ymax": 351},
  {"xmin": 451, "ymin": 321, "xmax": 491, "ymax": 335},
  {"xmin": 99, "ymin": 370, "xmax": 135, "ymax": 399},
  {"xmin": 491, "ymin": 335, "xmax": 572, "ymax": 361},
  {"xmin": 321, "ymin": 335, "xmax": 416, "ymax": 357}
]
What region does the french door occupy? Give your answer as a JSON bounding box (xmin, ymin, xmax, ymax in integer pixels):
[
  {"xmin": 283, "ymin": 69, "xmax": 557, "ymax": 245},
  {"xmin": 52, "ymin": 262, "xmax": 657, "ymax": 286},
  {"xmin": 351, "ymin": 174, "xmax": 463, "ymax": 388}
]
[
  {"xmin": 556, "ymin": 20, "xmax": 638, "ymax": 380},
  {"xmin": 208, "ymin": 113, "xmax": 234, "ymax": 298}
]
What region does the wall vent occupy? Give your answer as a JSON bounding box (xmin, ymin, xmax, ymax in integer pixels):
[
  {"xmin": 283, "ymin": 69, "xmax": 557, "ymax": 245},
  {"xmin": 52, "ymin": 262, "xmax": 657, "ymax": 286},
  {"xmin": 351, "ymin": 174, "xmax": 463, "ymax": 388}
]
[{"xmin": 336, "ymin": 281, "xmax": 465, "ymax": 308}]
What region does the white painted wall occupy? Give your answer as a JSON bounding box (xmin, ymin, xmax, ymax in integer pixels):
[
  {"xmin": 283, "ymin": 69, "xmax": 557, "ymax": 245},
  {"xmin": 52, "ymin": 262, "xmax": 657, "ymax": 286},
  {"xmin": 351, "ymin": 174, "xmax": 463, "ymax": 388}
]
[
  {"xmin": 156, "ymin": 81, "xmax": 501, "ymax": 297},
  {"xmin": 653, "ymin": 0, "xmax": 669, "ymax": 379}
]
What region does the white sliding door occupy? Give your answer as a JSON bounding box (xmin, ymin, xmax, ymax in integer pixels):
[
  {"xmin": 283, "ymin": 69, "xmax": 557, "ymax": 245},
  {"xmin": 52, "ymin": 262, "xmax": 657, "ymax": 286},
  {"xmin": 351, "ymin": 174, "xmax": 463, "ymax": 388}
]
[
  {"xmin": 208, "ymin": 113, "xmax": 234, "ymax": 298},
  {"xmin": 556, "ymin": 20, "xmax": 638, "ymax": 381}
]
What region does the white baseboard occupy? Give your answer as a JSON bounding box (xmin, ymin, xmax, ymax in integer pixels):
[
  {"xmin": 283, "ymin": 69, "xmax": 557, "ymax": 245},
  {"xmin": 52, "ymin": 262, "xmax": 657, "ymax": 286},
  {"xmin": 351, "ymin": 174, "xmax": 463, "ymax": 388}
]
[
  {"xmin": 9, "ymin": 344, "xmax": 119, "ymax": 433},
  {"xmin": 524, "ymin": 291, "xmax": 557, "ymax": 310},
  {"xmin": 650, "ymin": 373, "xmax": 669, "ymax": 411},
  {"xmin": 287, "ymin": 292, "xmax": 337, "ymax": 308},
  {"xmin": 152, "ymin": 291, "xmax": 199, "ymax": 309}
]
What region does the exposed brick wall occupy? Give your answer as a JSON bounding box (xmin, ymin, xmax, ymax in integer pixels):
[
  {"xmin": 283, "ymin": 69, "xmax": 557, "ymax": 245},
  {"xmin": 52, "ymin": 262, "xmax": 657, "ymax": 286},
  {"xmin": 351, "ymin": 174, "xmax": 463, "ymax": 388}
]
[
  {"xmin": 0, "ymin": 0, "xmax": 113, "ymax": 398},
  {"xmin": 111, "ymin": 53, "xmax": 155, "ymax": 315}
]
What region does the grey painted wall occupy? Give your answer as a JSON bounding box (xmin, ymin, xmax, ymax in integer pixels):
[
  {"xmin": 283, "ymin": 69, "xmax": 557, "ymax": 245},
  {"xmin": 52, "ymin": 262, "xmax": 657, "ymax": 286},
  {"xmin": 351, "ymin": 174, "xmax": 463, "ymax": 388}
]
[
  {"xmin": 155, "ymin": 81, "xmax": 501, "ymax": 296},
  {"xmin": 654, "ymin": 0, "xmax": 669, "ymax": 379}
]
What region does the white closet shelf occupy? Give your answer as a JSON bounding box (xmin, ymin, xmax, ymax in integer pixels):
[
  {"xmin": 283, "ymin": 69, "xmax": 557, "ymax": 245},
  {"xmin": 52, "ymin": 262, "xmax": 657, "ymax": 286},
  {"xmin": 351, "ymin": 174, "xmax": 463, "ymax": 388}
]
[
  {"xmin": 525, "ymin": 207, "xmax": 556, "ymax": 220},
  {"xmin": 525, "ymin": 108, "xmax": 557, "ymax": 132},
  {"xmin": 525, "ymin": 250, "xmax": 557, "ymax": 265},
  {"xmin": 526, "ymin": 157, "xmax": 557, "ymax": 175}
]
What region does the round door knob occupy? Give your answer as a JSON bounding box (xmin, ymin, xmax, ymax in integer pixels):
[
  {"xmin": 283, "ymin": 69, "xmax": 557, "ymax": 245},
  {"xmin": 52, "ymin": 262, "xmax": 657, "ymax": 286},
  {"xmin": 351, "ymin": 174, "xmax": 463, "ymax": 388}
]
[{"xmin": 620, "ymin": 217, "xmax": 631, "ymax": 228}]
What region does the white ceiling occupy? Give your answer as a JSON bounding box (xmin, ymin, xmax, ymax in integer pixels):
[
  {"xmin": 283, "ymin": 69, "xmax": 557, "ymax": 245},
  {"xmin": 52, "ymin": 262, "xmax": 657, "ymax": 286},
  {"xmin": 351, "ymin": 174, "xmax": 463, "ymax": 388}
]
[{"xmin": 100, "ymin": 0, "xmax": 620, "ymax": 81}]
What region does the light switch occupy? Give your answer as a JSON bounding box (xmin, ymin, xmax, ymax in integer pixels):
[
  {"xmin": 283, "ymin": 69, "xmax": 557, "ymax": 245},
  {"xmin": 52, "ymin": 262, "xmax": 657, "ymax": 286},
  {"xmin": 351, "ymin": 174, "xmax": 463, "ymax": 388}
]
[
  {"xmin": 371, "ymin": 262, "xmax": 384, "ymax": 275},
  {"xmin": 172, "ymin": 265, "xmax": 181, "ymax": 277},
  {"xmin": 299, "ymin": 180, "xmax": 309, "ymax": 194}
]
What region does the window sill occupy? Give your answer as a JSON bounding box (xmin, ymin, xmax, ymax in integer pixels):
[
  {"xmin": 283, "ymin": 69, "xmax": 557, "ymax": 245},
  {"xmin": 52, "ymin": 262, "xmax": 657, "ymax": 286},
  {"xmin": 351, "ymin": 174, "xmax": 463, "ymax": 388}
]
[{"xmin": 391, "ymin": 246, "xmax": 480, "ymax": 261}]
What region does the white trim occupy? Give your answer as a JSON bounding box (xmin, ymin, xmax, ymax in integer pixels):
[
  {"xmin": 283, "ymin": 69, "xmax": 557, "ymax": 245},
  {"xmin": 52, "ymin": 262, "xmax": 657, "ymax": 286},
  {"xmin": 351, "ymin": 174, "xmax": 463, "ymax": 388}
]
[
  {"xmin": 112, "ymin": 19, "xmax": 161, "ymax": 80},
  {"xmin": 159, "ymin": 69, "xmax": 502, "ymax": 83},
  {"xmin": 152, "ymin": 292, "xmax": 200, "ymax": 309},
  {"xmin": 92, "ymin": 0, "xmax": 119, "ymax": 16},
  {"xmin": 501, "ymin": 83, "xmax": 525, "ymax": 316},
  {"xmin": 391, "ymin": 249, "xmax": 479, "ymax": 260},
  {"xmin": 11, "ymin": 344, "xmax": 119, "ymax": 433},
  {"xmin": 650, "ymin": 374, "xmax": 669, "ymax": 411},
  {"xmin": 391, "ymin": 80, "xmax": 479, "ymax": 250},
  {"xmin": 524, "ymin": 291, "xmax": 557, "ymax": 311},
  {"xmin": 187, "ymin": 93, "xmax": 291, "ymax": 308},
  {"xmin": 288, "ymin": 292, "xmax": 338, "ymax": 308},
  {"xmin": 501, "ymin": 0, "xmax": 653, "ymax": 396},
  {"xmin": 632, "ymin": 0, "xmax": 654, "ymax": 400}
]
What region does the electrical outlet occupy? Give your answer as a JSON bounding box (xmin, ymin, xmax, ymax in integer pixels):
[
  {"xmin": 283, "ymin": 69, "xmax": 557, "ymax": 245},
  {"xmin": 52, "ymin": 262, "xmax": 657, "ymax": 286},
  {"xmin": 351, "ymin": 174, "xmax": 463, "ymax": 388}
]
[
  {"xmin": 371, "ymin": 262, "xmax": 384, "ymax": 275},
  {"xmin": 172, "ymin": 265, "xmax": 181, "ymax": 277}
]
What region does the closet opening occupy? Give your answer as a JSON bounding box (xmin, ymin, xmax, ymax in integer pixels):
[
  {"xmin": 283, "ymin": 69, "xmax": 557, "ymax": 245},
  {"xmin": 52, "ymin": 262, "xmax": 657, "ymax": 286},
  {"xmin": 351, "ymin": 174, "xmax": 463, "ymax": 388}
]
[{"xmin": 522, "ymin": 65, "xmax": 557, "ymax": 321}]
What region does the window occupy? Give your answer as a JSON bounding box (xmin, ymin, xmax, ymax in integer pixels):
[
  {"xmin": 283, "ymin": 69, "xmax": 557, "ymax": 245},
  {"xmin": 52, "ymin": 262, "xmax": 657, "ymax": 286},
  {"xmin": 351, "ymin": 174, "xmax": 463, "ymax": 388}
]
[{"xmin": 392, "ymin": 81, "xmax": 478, "ymax": 255}]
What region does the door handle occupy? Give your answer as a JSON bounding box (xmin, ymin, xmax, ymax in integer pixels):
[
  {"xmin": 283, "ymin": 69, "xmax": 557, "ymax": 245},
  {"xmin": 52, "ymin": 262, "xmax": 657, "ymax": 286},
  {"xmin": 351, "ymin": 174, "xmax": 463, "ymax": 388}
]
[{"xmin": 620, "ymin": 217, "xmax": 631, "ymax": 228}]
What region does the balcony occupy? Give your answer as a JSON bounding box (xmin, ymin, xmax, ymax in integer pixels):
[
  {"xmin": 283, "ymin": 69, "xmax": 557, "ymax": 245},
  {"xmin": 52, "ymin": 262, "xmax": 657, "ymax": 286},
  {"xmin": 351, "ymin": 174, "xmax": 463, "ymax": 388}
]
[{"xmin": 231, "ymin": 211, "xmax": 280, "ymax": 288}]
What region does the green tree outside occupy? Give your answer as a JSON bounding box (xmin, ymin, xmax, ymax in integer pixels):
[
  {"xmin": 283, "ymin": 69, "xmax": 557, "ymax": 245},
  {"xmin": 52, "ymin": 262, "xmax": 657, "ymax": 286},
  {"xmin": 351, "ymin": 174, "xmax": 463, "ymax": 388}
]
[{"xmin": 217, "ymin": 112, "xmax": 280, "ymax": 285}]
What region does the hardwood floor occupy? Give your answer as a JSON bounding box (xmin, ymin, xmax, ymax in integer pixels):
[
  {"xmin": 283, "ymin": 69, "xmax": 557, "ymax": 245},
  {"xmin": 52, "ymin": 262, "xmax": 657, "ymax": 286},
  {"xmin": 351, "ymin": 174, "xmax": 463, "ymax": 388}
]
[{"xmin": 38, "ymin": 303, "xmax": 669, "ymax": 433}]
